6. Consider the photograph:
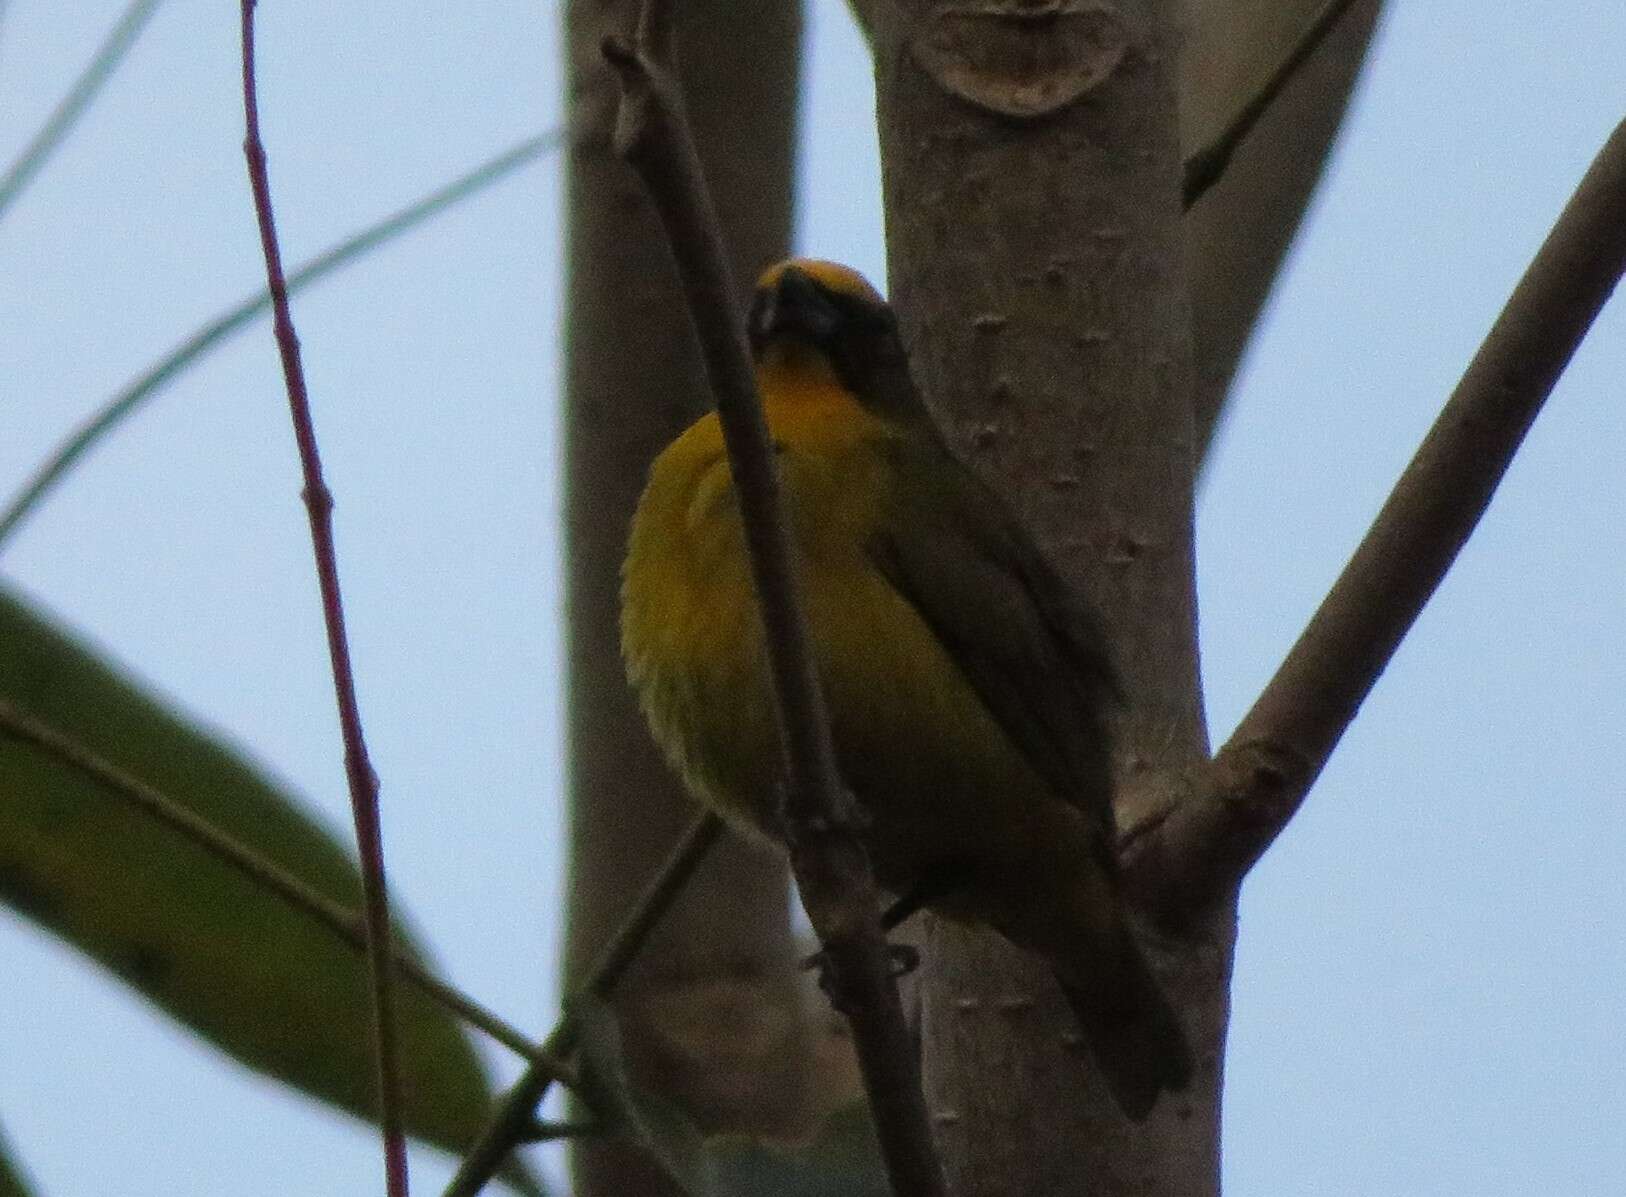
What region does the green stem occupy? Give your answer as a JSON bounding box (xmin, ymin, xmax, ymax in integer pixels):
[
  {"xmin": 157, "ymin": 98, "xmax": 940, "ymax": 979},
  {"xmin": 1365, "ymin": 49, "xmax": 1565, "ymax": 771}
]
[
  {"xmin": 0, "ymin": 0, "xmax": 165, "ymax": 219},
  {"xmin": 0, "ymin": 130, "xmax": 560, "ymax": 551}
]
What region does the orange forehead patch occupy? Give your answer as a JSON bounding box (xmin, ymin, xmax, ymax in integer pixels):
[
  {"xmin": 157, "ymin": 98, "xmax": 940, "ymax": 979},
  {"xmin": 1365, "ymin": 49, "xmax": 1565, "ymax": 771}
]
[{"xmin": 755, "ymin": 258, "xmax": 884, "ymax": 305}]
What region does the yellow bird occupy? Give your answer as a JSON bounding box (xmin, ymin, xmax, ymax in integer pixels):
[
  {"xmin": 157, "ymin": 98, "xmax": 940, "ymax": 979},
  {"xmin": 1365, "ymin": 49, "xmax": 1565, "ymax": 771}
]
[{"xmin": 621, "ymin": 259, "xmax": 1192, "ymax": 1119}]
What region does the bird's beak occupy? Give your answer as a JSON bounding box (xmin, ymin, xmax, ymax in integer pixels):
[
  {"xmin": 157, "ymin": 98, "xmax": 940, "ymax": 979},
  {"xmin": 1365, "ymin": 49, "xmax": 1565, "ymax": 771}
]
[{"xmin": 748, "ymin": 267, "xmax": 840, "ymax": 351}]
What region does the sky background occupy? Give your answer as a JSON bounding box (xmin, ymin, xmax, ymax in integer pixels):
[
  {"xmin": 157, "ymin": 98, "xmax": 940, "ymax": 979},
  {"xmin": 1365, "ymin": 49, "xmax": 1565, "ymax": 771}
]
[{"xmin": 1, "ymin": 2, "xmax": 1622, "ymax": 1194}]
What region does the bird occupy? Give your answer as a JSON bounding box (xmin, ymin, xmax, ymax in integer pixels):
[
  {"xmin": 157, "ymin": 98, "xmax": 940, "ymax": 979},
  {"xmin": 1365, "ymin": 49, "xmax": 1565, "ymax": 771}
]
[{"xmin": 619, "ymin": 257, "xmax": 1192, "ymax": 1119}]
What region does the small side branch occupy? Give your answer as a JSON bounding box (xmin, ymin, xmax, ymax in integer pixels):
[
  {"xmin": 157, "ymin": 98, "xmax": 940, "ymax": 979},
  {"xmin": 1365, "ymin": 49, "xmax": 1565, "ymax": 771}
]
[
  {"xmin": 0, "ymin": 128, "xmax": 560, "ymax": 552},
  {"xmin": 0, "ymin": 0, "xmax": 163, "ymax": 218},
  {"xmin": 239, "ymin": 4, "xmax": 407, "ymax": 1192},
  {"xmin": 1136, "ymin": 118, "xmax": 1626, "ymax": 916},
  {"xmin": 443, "ymin": 812, "xmax": 724, "ymax": 1196},
  {"xmin": 595, "ymin": 6, "xmax": 946, "ymax": 1197}
]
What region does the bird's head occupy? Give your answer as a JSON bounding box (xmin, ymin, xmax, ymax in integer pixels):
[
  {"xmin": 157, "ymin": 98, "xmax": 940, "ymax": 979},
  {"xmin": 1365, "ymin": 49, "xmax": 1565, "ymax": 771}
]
[{"xmin": 747, "ymin": 260, "xmax": 914, "ymax": 413}]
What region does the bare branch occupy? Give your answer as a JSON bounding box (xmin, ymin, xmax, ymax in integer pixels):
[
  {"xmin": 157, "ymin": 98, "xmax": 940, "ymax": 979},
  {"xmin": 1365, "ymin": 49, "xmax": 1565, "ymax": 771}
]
[
  {"xmin": 595, "ymin": 8, "xmax": 946, "ymax": 1197},
  {"xmin": 444, "ymin": 812, "xmax": 724, "ymax": 1196},
  {"xmin": 1135, "ymin": 117, "xmax": 1626, "ymax": 917},
  {"xmin": 0, "ymin": 699, "xmax": 571, "ymax": 1080},
  {"xmin": 239, "ymin": 4, "xmax": 406, "ymax": 1191}
]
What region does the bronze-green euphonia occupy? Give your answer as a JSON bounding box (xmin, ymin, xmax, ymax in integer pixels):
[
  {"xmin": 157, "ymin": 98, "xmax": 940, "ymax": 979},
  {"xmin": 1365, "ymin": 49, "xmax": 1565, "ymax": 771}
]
[{"xmin": 620, "ymin": 258, "xmax": 1192, "ymax": 1119}]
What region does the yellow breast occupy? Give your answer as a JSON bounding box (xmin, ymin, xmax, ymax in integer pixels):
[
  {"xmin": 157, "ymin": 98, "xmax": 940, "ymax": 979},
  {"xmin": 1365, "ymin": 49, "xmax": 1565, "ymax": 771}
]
[
  {"xmin": 621, "ymin": 364, "xmax": 1043, "ymax": 879},
  {"xmin": 620, "ymin": 368, "xmax": 892, "ymax": 828}
]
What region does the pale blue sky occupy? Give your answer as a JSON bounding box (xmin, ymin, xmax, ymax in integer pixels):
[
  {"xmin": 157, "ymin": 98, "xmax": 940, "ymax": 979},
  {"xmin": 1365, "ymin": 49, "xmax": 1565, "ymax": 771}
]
[{"xmin": 1, "ymin": 3, "xmax": 1622, "ymax": 1194}]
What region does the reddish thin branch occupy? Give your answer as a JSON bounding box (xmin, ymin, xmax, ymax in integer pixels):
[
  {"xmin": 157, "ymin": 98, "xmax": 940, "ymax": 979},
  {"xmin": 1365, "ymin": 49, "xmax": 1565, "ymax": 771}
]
[
  {"xmin": 239, "ymin": 5, "xmax": 408, "ymax": 1193},
  {"xmin": 1133, "ymin": 117, "xmax": 1626, "ymax": 917},
  {"xmin": 595, "ymin": 8, "xmax": 946, "ymax": 1197}
]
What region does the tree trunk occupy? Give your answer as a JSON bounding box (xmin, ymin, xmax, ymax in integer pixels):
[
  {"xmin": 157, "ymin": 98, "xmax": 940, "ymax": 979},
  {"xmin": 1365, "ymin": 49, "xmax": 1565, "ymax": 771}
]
[
  {"xmin": 560, "ymin": 3, "xmax": 821, "ymax": 1192},
  {"xmin": 870, "ymin": 2, "xmax": 1218, "ymax": 1192}
]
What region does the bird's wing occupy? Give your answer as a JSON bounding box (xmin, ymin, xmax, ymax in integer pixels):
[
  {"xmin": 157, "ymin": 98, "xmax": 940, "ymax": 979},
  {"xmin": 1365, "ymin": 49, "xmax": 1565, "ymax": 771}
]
[{"xmin": 867, "ymin": 436, "xmax": 1120, "ymax": 836}]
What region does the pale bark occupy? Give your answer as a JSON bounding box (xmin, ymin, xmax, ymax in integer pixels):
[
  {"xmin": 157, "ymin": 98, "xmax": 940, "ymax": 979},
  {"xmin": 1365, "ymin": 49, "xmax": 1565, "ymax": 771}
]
[
  {"xmin": 848, "ymin": 0, "xmax": 1386, "ymax": 461},
  {"xmin": 870, "ymin": 3, "xmax": 1217, "ymax": 1192}
]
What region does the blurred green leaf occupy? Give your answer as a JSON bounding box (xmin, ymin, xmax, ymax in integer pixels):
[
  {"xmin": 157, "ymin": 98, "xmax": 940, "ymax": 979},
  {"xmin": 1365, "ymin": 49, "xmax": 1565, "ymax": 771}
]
[
  {"xmin": 0, "ymin": 586, "xmax": 540, "ymax": 1194},
  {"xmin": 0, "ymin": 1121, "xmax": 39, "ymax": 1197},
  {"xmin": 575, "ymin": 997, "xmax": 887, "ymax": 1197}
]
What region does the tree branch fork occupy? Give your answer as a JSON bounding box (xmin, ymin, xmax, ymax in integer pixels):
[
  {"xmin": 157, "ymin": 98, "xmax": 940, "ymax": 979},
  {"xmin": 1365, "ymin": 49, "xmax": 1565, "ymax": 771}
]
[
  {"xmin": 596, "ymin": 0, "xmax": 1625, "ymax": 1183},
  {"xmin": 594, "ymin": 2, "xmax": 1626, "ymax": 957},
  {"xmin": 602, "ymin": 0, "xmax": 1626, "ymax": 945},
  {"xmin": 1126, "ymin": 115, "xmax": 1626, "ymax": 924}
]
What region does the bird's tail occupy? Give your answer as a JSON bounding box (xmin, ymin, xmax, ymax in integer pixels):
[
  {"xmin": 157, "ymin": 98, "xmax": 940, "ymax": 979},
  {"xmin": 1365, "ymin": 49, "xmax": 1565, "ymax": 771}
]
[{"xmin": 1055, "ymin": 921, "xmax": 1193, "ymax": 1121}]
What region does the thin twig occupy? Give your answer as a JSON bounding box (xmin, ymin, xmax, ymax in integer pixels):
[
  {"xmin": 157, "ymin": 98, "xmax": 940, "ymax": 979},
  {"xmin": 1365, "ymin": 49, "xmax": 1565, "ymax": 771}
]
[
  {"xmin": 596, "ymin": 7, "xmax": 945, "ymax": 1197},
  {"xmin": 1135, "ymin": 117, "xmax": 1626, "ymax": 916},
  {"xmin": 444, "ymin": 812, "xmax": 724, "ymax": 1197},
  {"xmin": 0, "ymin": 0, "xmax": 163, "ymax": 219},
  {"xmin": 0, "ymin": 698, "xmax": 571, "ymax": 1079},
  {"xmin": 239, "ymin": 5, "xmax": 407, "ymax": 1193},
  {"xmin": 0, "ymin": 129, "xmax": 561, "ymax": 552},
  {"xmin": 1181, "ymin": 0, "xmax": 1365, "ymax": 211}
]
